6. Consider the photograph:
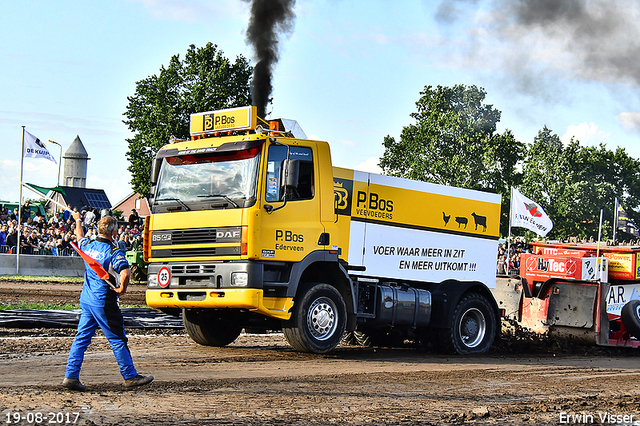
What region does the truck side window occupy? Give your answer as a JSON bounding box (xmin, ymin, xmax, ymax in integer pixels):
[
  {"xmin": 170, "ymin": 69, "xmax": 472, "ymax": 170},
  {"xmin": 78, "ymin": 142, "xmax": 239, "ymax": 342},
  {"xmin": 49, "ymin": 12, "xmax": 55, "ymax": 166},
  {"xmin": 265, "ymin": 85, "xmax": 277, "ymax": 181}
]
[{"xmin": 266, "ymin": 145, "xmax": 314, "ymax": 202}]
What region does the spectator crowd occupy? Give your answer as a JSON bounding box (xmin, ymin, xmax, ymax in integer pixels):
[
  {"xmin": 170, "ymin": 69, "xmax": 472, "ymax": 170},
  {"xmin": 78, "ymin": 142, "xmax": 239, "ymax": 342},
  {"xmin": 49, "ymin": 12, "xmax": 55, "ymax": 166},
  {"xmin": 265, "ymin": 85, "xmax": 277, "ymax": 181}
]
[
  {"xmin": 0, "ymin": 202, "xmax": 144, "ymax": 256},
  {"xmin": 496, "ymin": 237, "xmax": 532, "ymax": 275}
]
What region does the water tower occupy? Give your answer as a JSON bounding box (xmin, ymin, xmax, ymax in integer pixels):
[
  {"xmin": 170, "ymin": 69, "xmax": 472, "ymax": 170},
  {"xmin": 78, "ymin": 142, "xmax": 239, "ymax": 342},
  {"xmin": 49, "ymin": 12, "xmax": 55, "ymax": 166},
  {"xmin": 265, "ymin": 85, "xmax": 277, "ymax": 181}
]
[{"xmin": 62, "ymin": 135, "xmax": 90, "ymax": 188}]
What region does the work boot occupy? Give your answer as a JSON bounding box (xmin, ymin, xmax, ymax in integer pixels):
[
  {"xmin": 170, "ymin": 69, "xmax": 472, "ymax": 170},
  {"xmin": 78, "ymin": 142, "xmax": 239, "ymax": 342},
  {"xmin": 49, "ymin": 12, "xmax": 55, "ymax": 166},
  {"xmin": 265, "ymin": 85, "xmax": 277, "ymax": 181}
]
[
  {"xmin": 62, "ymin": 378, "xmax": 87, "ymax": 392},
  {"xmin": 124, "ymin": 374, "xmax": 154, "ymax": 388}
]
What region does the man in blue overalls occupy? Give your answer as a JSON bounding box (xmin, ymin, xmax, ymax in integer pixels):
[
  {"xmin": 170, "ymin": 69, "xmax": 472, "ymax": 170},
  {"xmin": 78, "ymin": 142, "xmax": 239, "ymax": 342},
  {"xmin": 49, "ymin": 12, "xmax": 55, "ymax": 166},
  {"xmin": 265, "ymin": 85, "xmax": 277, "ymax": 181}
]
[{"xmin": 62, "ymin": 211, "xmax": 153, "ymax": 391}]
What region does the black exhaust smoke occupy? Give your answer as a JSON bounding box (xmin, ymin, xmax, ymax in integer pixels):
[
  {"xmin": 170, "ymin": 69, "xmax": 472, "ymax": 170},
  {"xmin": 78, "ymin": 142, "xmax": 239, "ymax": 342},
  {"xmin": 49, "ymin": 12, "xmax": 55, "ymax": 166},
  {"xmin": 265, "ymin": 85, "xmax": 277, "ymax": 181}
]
[{"xmin": 243, "ymin": 0, "xmax": 296, "ymax": 119}]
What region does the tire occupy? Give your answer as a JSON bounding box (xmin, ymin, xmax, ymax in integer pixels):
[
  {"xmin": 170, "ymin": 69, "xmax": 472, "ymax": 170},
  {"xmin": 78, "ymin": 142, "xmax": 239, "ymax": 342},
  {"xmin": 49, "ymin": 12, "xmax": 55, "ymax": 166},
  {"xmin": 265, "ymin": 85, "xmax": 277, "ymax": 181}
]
[
  {"xmin": 283, "ymin": 283, "xmax": 347, "ymax": 354},
  {"xmin": 182, "ymin": 309, "xmax": 243, "ymax": 347},
  {"xmin": 131, "ymin": 264, "xmax": 145, "ymax": 282},
  {"xmin": 353, "ymin": 330, "xmax": 372, "ymax": 347},
  {"xmin": 621, "ymin": 300, "xmax": 640, "ymax": 339},
  {"xmin": 439, "ymin": 293, "xmax": 496, "ymax": 355},
  {"xmin": 341, "ymin": 331, "xmax": 356, "ymax": 345},
  {"xmin": 342, "ymin": 330, "xmax": 373, "ymax": 347}
]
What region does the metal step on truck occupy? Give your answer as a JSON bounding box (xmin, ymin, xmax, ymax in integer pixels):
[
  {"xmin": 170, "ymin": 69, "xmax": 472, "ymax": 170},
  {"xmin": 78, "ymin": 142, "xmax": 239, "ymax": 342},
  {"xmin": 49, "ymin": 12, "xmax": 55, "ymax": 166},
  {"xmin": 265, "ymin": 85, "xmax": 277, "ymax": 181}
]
[{"xmin": 143, "ymin": 105, "xmax": 505, "ymax": 354}]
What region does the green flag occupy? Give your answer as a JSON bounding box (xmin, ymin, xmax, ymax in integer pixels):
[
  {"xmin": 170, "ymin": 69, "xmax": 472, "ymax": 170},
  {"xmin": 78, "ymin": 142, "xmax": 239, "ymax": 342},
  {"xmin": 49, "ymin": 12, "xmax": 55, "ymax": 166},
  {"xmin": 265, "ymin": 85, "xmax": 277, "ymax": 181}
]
[{"xmin": 24, "ymin": 183, "xmax": 66, "ymax": 197}]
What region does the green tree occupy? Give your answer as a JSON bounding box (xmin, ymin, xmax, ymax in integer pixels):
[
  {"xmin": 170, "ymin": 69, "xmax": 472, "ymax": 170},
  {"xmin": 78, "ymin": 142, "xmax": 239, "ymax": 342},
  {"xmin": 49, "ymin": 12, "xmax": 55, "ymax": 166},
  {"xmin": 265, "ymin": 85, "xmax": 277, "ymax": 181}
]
[
  {"xmin": 380, "ymin": 84, "xmax": 525, "ymax": 234},
  {"xmin": 124, "ymin": 43, "xmax": 252, "ymax": 195},
  {"xmin": 521, "ymin": 127, "xmax": 640, "ymax": 240},
  {"xmin": 519, "ymin": 128, "xmax": 578, "ymax": 239}
]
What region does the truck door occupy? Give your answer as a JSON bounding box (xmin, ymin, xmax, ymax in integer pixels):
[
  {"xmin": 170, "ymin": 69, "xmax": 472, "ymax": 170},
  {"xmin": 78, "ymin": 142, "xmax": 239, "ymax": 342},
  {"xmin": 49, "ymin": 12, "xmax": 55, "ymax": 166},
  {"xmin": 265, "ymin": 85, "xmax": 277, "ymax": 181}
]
[{"xmin": 259, "ymin": 143, "xmax": 325, "ymax": 262}]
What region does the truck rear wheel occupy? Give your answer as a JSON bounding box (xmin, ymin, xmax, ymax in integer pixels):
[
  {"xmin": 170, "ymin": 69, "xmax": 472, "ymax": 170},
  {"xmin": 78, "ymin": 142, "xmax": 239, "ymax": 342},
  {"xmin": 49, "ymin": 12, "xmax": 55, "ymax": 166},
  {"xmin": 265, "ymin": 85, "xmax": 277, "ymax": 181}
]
[
  {"xmin": 439, "ymin": 293, "xmax": 496, "ymax": 355},
  {"xmin": 621, "ymin": 300, "xmax": 640, "ymax": 339},
  {"xmin": 283, "ymin": 283, "xmax": 347, "ymax": 354},
  {"xmin": 182, "ymin": 309, "xmax": 243, "ymax": 347}
]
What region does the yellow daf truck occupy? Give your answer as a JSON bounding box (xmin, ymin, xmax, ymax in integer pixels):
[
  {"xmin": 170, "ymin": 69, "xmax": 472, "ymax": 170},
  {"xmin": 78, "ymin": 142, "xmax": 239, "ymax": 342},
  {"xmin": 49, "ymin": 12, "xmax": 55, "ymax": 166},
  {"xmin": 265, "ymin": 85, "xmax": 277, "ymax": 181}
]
[{"xmin": 145, "ymin": 106, "xmax": 502, "ymax": 354}]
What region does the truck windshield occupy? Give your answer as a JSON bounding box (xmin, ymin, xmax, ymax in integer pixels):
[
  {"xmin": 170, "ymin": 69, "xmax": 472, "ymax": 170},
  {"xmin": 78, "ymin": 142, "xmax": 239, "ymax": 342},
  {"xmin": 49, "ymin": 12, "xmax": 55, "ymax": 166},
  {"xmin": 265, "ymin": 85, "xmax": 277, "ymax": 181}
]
[{"xmin": 154, "ymin": 146, "xmax": 261, "ymax": 211}]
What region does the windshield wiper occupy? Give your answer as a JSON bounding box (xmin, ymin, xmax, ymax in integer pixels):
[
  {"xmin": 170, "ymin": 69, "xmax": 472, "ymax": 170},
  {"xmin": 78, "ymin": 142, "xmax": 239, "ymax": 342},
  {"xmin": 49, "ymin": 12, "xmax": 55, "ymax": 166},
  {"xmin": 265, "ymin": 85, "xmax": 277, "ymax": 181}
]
[
  {"xmin": 155, "ymin": 197, "xmax": 191, "ymax": 211},
  {"xmin": 197, "ymin": 194, "xmax": 240, "ymax": 208}
]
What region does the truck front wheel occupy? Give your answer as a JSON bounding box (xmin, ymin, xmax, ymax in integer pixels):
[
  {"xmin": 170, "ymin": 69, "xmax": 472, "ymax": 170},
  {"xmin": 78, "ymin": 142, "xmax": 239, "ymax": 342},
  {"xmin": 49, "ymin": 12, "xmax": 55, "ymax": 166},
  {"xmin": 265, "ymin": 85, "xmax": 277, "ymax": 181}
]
[
  {"xmin": 283, "ymin": 283, "xmax": 347, "ymax": 354},
  {"xmin": 182, "ymin": 309, "xmax": 243, "ymax": 347},
  {"xmin": 439, "ymin": 293, "xmax": 496, "ymax": 355}
]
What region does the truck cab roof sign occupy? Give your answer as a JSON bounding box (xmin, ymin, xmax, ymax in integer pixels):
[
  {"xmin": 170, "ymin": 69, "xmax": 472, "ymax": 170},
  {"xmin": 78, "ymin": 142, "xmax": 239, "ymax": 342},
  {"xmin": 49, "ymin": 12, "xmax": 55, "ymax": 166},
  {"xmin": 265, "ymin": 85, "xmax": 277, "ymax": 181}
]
[
  {"xmin": 157, "ymin": 140, "xmax": 264, "ymax": 158},
  {"xmin": 190, "ymin": 106, "xmax": 258, "ymax": 136}
]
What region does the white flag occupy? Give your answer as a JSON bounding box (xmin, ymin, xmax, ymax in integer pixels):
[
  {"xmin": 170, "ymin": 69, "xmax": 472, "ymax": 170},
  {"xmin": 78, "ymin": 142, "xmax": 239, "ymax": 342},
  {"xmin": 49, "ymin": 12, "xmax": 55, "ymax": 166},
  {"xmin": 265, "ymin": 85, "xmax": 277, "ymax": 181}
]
[
  {"xmin": 510, "ymin": 187, "xmax": 553, "ymax": 237},
  {"xmin": 23, "ymin": 130, "xmax": 57, "ymax": 164}
]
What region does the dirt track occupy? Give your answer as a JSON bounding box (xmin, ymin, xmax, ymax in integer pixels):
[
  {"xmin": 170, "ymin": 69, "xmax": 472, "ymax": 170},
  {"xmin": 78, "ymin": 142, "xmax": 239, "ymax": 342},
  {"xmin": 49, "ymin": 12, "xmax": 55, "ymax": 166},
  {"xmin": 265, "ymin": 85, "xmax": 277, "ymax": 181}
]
[{"xmin": 1, "ymin": 279, "xmax": 640, "ymax": 425}]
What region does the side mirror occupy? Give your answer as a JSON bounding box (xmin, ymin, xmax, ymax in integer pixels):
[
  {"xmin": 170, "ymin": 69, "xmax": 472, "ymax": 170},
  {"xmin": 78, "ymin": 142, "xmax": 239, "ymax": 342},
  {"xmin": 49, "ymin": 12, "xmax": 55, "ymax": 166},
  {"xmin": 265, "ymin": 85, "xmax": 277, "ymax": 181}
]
[
  {"xmin": 150, "ymin": 157, "xmax": 163, "ymax": 186},
  {"xmin": 282, "ymin": 159, "xmax": 300, "ymax": 192}
]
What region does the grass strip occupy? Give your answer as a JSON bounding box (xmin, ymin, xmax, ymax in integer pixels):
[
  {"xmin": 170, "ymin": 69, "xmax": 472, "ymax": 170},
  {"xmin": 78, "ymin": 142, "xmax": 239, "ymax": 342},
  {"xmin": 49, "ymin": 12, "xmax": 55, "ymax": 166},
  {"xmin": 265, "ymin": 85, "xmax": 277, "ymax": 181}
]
[
  {"xmin": 0, "ymin": 301, "xmax": 78, "ymax": 310},
  {"xmin": 0, "ymin": 302, "xmax": 147, "ymax": 310}
]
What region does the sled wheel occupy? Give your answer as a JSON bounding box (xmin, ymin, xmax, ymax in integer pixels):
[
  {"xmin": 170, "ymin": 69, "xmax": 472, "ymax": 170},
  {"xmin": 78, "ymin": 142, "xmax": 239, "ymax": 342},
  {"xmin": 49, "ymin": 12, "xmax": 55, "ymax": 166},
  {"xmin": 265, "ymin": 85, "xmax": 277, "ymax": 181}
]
[{"xmin": 621, "ymin": 300, "xmax": 640, "ymax": 339}]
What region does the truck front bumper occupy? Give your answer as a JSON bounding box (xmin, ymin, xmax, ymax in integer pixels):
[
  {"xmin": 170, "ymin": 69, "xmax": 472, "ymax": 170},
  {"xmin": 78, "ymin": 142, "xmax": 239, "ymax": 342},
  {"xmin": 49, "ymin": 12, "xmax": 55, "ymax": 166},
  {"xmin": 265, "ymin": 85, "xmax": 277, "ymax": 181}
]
[{"xmin": 146, "ymin": 288, "xmax": 294, "ymax": 320}]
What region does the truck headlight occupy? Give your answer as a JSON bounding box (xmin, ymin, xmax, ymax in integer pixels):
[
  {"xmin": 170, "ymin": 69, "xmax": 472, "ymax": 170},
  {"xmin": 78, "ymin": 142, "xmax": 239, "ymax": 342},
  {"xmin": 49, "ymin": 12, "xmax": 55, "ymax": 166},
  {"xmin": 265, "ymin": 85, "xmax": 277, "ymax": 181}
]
[
  {"xmin": 148, "ymin": 274, "xmax": 159, "ymax": 287},
  {"xmin": 231, "ymin": 271, "xmax": 248, "ymax": 287}
]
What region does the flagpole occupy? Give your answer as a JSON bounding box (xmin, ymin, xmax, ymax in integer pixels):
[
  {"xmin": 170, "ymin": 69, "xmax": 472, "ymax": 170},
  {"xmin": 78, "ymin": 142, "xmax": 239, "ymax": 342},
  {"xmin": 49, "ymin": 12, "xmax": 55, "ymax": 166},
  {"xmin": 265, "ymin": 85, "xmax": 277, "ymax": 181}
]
[
  {"xmin": 597, "ymin": 209, "xmax": 603, "ymax": 259},
  {"xmin": 507, "ymin": 187, "xmax": 513, "ymax": 274},
  {"xmin": 613, "ymin": 198, "xmax": 618, "ymax": 243},
  {"xmin": 16, "ymin": 126, "xmax": 26, "ymax": 274}
]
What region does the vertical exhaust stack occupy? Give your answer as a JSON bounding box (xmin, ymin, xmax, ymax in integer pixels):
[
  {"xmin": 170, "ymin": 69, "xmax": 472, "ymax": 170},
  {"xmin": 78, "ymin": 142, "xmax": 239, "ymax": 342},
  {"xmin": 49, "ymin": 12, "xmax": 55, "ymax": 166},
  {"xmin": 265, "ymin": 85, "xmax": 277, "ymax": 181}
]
[{"xmin": 244, "ymin": 0, "xmax": 296, "ymax": 119}]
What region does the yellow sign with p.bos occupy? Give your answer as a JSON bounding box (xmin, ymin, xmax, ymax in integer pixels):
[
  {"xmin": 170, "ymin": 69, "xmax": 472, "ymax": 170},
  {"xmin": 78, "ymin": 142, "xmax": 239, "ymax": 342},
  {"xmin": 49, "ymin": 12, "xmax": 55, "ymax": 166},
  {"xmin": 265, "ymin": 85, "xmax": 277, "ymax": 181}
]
[{"xmin": 190, "ymin": 106, "xmax": 257, "ymax": 135}]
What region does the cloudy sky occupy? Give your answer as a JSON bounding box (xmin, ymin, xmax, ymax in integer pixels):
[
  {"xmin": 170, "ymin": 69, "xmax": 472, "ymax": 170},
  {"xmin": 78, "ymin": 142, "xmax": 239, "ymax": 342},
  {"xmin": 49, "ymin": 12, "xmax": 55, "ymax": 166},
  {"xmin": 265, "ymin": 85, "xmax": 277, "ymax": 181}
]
[{"xmin": 1, "ymin": 0, "xmax": 639, "ymax": 205}]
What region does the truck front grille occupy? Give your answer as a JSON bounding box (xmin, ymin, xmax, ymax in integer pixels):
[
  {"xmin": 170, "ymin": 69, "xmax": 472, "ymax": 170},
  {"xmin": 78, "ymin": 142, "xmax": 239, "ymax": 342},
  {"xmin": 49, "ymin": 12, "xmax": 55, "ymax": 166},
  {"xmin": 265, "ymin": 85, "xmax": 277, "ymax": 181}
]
[
  {"xmin": 171, "ymin": 229, "xmax": 218, "ymax": 244},
  {"xmin": 170, "ymin": 264, "xmax": 216, "ymax": 274}
]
